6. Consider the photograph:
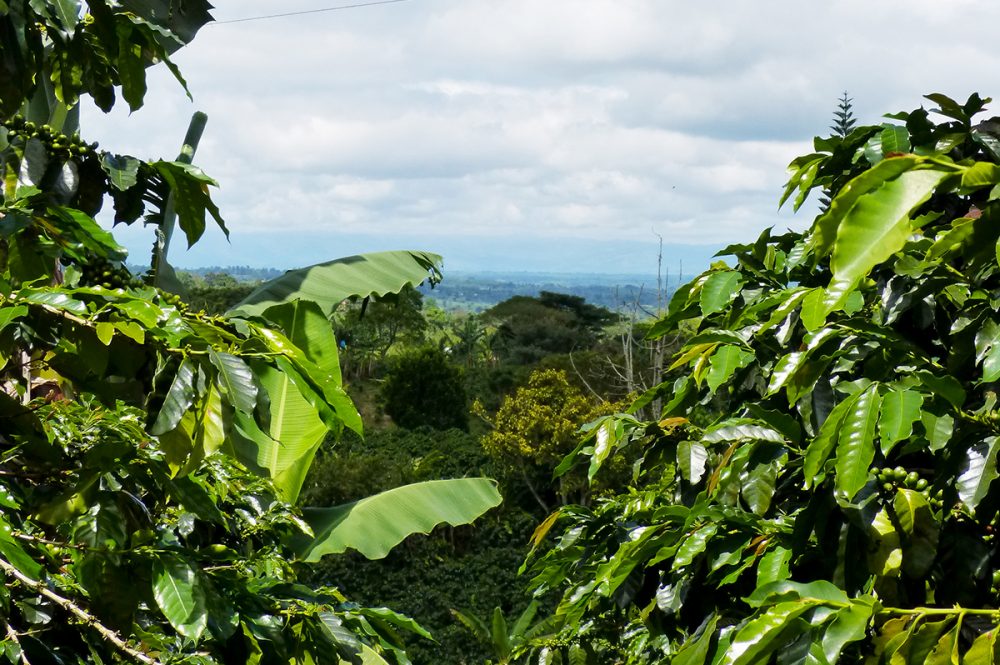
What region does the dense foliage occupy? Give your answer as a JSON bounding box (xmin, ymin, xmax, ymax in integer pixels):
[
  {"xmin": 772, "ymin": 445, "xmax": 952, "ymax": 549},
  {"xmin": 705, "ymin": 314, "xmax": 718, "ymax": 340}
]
[
  {"xmin": 483, "ymin": 292, "xmax": 615, "ymax": 366},
  {"xmin": 476, "ymin": 369, "xmax": 619, "ymax": 511},
  {"xmin": 518, "ymin": 93, "xmax": 1000, "ymax": 663},
  {"xmin": 380, "ymin": 347, "xmax": 469, "ymax": 431},
  {"xmin": 301, "ymin": 427, "xmax": 538, "ymax": 665},
  {"xmin": 0, "ymin": 2, "xmax": 503, "ymax": 663}
]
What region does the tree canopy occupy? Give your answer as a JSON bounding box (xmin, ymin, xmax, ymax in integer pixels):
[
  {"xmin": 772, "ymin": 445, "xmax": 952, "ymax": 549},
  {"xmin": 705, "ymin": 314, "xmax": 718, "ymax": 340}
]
[
  {"xmin": 519, "ymin": 93, "xmax": 1000, "ymax": 663},
  {"xmin": 0, "ymin": 2, "xmax": 501, "ymax": 662},
  {"xmin": 483, "ymin": 293, "xmax": 615, "ymax": 365}
]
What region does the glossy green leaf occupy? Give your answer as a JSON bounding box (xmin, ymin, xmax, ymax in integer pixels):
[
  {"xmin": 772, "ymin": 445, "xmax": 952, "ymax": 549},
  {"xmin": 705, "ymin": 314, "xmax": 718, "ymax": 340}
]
[
  {"xmin": 900, "ymin": 619, "xmax": 953, "ymax": 665},
  {"xmin": 878, "ymin": 389, "xmax": 924, "ymax": 454},
  {"xmin": 914, "ymin": 375, "xmax": 964, "ymax": 414},
  {"xmin": 293, "ymin": 478, "xmax": 502, "ymax": 561},
  {"xmin": 780, "ymin": 154, "xmax": 824, "ymax": 209},
  {"xmin": 921, "ymin": 411, "xmax": 954, "ymax": 451},
  {"xmin": 702, "ymin": 422, "xmax": 783, "ymax": 444},
  {"xmin": 101, "ymin": 154, "xmax": 140, "ymax": 191},
  {"xmin": 699, "ymin": 271, "xmax": 743, "ymax": 316},
  {"xmin": 231, "ymin": 250, "xmax": 443, "ymax": 318},
  {"xmin": 18, "ymin": 288, "xmax": 87, "ymax": 316},
  {"xmin": 819, "ymin": 603, "xmax": 874, "ymax": 663},
  {"xmin": 893, "ymin": 489, "xmax": 939, "ymax": 578},
  {"xmin": 957, "ymin": 436, "xmax": 1000, "ymax": 510},
  {"xmin": 152, "ymin": 557, "xmax": 207, "ymax": 641},
  {"xmin": 975, "ymin": 319, "xmax": 1000, "ymax": 382},
  {"xmin": 964, "ymin": 630, "xmax": 998, "ymax": 664},
  {"xmin": 184, "ymin": 382, "xmax": 225, "ymax": 474},
  {"xmin": 672, "ymin": 523, "xmax": 718, "ymax": 570},
  {"xmin": 745, "ymin": 579, "xmax": 850, "ymax": 607},
  {"xmin": 116, "ymin": 21, "xmax": 146, "ymax": 111},
  {"xmin": 673, "ymin": 615, "xmax": 719, "ymax": 665},
  {"xmin": 757, "ymin": 547, "xmax": 792, "ymax": 588},
  {"xmin": 867, "ymin": 508, "xmax": 903, "ymax": 578},
  {"xmin": 810, "ymin": 156, "xmax": 921, "ymax": 256},
  {"xmin": 706, "ymin": 345, "xmax": 754, "ymax": 393},
  {"xmin": 803, "ymin": 391, "xmax": 860, "ymax": 488},
  {"xmin": 880, "ymin": 124, "xmax": 911, "ymax": 155},
  {"xmin": 960, "ymin": 161, "xmax": 1000, "ymax": 188},
  {"xmin": 722, "ymin": 601, "xmax": 813, "ymax": 665},
  {"xmin": 317, "ymin": 611, "xmax": 363, "ymax": 656},
  {"xmin": 823, "ymin": 168, "xmax": 950, "ymax": 314},
  {"xmin": 0, "ymin": 517, "xmax": 41, "ymax": 581},
  {"xmin": 208, "ymin": 349, "xmax": 257, "ymax": 414},
  {"xmin": 150, "ymin": 358, "xmax": 197, "ymax": 436},
  {"xmin": 767, "ymin": 327, "xmax": 836, "ymax": 397},
  {"xmin": 742, "ymin": 461, "xmax": 779, "ymax": 516},
  {"xmin": 678, "ymin": 440, "xmax": 708, "ymax": 484},
  {"xmin": 151, "ymin": 160, "xmax": 227, "ymax": 246},
  {"xmin": 587, "ymin": 418, "xmax": 617, "ymax": 482},
  {"xmin": 835, "ymin": 384, "xmax": 881, "ymax": 499},
  {"xmin": 51, "ymin": 207, "xmax": 128, "ymax": 261}
]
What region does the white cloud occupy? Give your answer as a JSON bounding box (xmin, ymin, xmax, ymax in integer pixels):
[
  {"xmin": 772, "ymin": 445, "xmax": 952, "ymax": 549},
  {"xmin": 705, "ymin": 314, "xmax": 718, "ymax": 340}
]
[{"xmin": 80, "ymin": 0, "xmax": 1000, "ymax": 272}]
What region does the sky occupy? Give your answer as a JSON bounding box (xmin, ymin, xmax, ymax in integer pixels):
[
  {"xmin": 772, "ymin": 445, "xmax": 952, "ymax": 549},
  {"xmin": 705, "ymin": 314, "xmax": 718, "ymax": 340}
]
[{"xmin": 81, "ymin": 0, "xmax": 1000, "ymax": 275}]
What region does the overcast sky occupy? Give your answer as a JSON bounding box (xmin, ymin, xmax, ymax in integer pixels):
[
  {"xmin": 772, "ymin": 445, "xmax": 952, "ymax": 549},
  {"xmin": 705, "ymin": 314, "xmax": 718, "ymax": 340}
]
[{"xmin": 81, "ymin": 0, "xmax": 1000, "ymax": 274}]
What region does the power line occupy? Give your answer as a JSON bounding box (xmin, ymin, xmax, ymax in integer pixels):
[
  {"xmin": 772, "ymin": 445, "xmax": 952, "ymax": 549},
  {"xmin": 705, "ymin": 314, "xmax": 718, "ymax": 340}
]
[{"xmin": 212, "ymin": 0, "xmax": 409, "ymax": 25}]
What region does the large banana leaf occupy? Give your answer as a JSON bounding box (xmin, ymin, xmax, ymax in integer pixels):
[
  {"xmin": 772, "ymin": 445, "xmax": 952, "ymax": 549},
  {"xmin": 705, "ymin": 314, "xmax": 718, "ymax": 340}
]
[
  {"xmin": 229, "ymin": 250, "xmax": 443, "ymax": 318},
  {"xmin": 240, "ymin": 300, "xmax": 358, "ymax": 503},
  {"xmin": 226, "ymin": 251, "xmax": 442, "ymax": 503},
  {"xmin": 293, "ymin": 479, "xmax": 503, "ymax": 561}
]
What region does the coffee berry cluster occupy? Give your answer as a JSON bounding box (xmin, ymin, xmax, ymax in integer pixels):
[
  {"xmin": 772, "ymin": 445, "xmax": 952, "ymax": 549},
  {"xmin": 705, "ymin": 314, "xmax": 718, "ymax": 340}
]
[
  {"xmin": 75, "ymin": 258, "xmax": 144, "ymax": 291},
  {"xmin": 873, "ymin": 465, "xmax": 944, "ymax": 509},
  {"xmin": 2, "ymin": 116, "xmax": 98, "ymax": 160}
]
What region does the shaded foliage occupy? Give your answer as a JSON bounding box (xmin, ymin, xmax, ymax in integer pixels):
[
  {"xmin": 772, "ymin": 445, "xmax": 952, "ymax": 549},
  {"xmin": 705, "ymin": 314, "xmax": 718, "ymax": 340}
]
[
  {"xmin": 338, "ymin": 285, "xmax": 428, "ymax": 379},
  {"xmin": 0, "ymin": 3, "xmax": 500, "ymax": 662},
  {"xmin": 518, "ymin": 93, "xmax": 1000, "ymax": 664},
  {"xmin": 381, "ymin": 347, "xmax": 469, "ymax": 431},
  {"xmin": 302, "ymin": 428, "xmax": 538, "ymax": 665},
  {"xmin": 182, "ymin": 272, "xmax": 257, "ymax": 315},
  {"xmin": 483, "ymin": 293, "xmax": 615, "ymax": 365}
]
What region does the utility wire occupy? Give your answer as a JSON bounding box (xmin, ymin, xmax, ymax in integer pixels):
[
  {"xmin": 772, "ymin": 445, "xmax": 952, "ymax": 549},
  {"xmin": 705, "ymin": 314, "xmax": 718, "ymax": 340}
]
[{"xmin": 212, "ymin": 0, "xmax": 409, "ymax": 25}]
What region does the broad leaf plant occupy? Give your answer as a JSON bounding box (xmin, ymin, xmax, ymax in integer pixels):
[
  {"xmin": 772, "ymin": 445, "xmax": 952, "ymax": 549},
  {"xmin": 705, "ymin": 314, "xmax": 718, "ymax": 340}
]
[
  {"xmin": 523, "ymin": 94, "xmax": 1000, "ymax": 664},
  {"xmin": 0, "ymin": 1, "xmax": 500, "ymax": 663}
]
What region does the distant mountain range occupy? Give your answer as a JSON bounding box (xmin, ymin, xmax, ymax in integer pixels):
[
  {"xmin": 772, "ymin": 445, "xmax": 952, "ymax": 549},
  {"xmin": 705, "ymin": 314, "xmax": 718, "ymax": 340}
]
[
  {"xmin": 417, "ymin": 270, "xmax": 692, "ymax": 313},
  {"xmin": 148, "ymin": 265, "xmax": 697, "ymax": 314}
]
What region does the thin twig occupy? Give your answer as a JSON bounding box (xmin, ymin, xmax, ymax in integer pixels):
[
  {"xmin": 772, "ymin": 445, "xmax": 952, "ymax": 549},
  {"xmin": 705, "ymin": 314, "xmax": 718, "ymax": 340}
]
[
  {"xmin": 0, "ymin": 557, "xmax": 161, "ymax": 664},
  {"xmin": 3, "ymin": 619, "xmax": 31, "ymax": 664}
]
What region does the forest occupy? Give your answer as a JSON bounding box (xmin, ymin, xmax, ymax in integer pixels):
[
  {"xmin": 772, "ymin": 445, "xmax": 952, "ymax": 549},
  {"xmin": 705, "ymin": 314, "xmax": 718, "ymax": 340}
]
[{"xmin": 5, "ymin": 2, "xmax": 1000, "ymax": 664}]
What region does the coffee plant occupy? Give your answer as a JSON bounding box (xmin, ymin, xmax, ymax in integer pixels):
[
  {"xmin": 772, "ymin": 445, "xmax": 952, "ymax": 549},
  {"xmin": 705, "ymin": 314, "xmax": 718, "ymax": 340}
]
[
  {"xmin": 520, "ymin": 93, "xmax": 1000, "ymax": 664},
  {"xmin": 0, "ymin": 2, "xmax": 501, "ymax": 662}
]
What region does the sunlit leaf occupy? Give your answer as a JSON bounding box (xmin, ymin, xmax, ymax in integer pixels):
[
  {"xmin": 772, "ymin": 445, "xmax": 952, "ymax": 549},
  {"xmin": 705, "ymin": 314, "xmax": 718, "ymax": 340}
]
[
  {"xmin": 835, "ymin": 384, "xmax": 880, "ymax": 499},
  {"xmin": 958, "ymin": 437, "xmax": 1000, "ymax": 510},
  {"xmin": 231, "ymin": 250, "xmax": 443, "ymax": 318},
  {"xmin": 293, "ymin": 479, "xmax": 502, "ymax": 561},
  {"xmin": 152, "ymin": 556, "xmax": 207, "ymax": 640}
]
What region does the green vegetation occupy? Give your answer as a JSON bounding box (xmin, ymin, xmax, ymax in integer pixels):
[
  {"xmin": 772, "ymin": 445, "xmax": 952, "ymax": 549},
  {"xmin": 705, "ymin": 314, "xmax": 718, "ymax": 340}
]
[
  {"xmin": 8, "ymin": 4, "xmax": 997, "ymax": 665},
  {"xmin": 0, "ymin": 2, "xmax": 501, "ymax": 662},
  {"xmin": 512, "ymin": 93, "xmax": 1000, "ymax": 663},
  {"xmin": 381, "ymin": 347, "xmax": 469, "ymax": 431}
]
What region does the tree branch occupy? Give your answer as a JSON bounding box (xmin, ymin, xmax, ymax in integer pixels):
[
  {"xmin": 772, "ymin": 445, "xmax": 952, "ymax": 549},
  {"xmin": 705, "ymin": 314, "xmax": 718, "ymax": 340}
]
[
  {"xmin": 3, "ymin": 618, "xmax": 31, "ymax": 665},
  {"xmin": 0, "ymin": 558, "xmax": 161, "ymax": 665}
]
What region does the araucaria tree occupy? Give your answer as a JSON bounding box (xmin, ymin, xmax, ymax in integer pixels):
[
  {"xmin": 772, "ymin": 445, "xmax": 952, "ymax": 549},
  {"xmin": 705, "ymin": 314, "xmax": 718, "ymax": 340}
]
[
  {"xmin": 0, "ymin": 2, "xmax": 500, "ymax": 663},
  {"xmin": 522, "ymin": 94, "xmax": 1000, "ymax": 663}
]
